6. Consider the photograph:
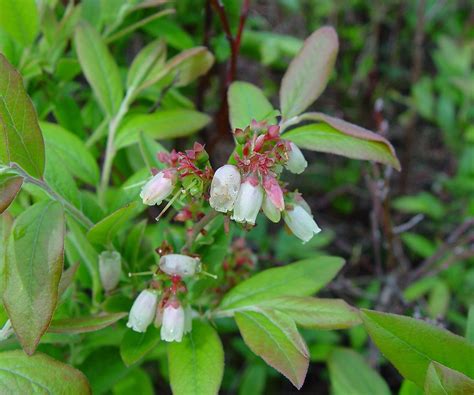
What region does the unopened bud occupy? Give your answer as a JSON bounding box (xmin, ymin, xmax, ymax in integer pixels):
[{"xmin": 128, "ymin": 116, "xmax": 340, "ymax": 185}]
[
  {"xmin": 99, "ymin": 251, "xmax": 121, "ymax": 291},
  {"xmin": 161, "ymin": 300, "xmax": 185, "ymax": 342},
  {"xmin": 283, "ymin": 204, "xmax": 321, "ymax": 243},
  {"xmin": 262, "ymin": 194, "xmax": 281, "ymax": 223},
  {"xmin": 209, "ymin": 165, "xmax": 241, "ymax": 213},
  {"xmin": 159, "ymin": 254, "xmax": 201, "ymax": 277},
  {"xmin": 285, "ymin": 142, "xmax": 307, "ymax": 174},
  {"xmin": 140, "ymin": 169, "xmax": 176, "ymax": 206},
  {"xmin": 127, "ymin": 290, "xmax": 158, "ymax": 333},
  {"xmin": 231, "ymin": 177, "xmax": 264, "ymax": 225}
]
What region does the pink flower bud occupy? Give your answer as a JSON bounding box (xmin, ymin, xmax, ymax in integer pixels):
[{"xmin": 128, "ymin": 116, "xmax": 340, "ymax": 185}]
[
  {"xmin": 159, "ymin": 254, "xmax": 201, "ymax": 278},
  {"xmin": 283, "ymin": 204, "xmax": 321, "ymax": 243},
  {"xmin": 263, "ymin": 176, "xmax": 284, "ymax": 211},
  {"xmin": 209, "ymin": 165, "xmax": 241, "ymax": 213},
  {"xmin": 231, "ymin": 177, "xmax": 264, "ymax": 225},
  {"xmin": 99, "ymin": 251, "xmax": 121, "ymax": 292},
  {"xmin": 285, "ymin": 142, "xmax": 307, "ymax": 174},
  {"xmin": 262, "ymin": 194, "xmax": 281, "ymax": 223},
  {"xmin": 127, "ymin": 290, "xmax": 158, "ymax": 333},
  {"xmin": 140, "ymin": 169, "xmax": 176, "ymax": 206},
  {"xmin": 161, "ymin": 300, "xmax": 185, "ymax": 342}
]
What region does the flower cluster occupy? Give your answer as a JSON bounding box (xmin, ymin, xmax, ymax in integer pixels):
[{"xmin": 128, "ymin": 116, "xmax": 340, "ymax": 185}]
[{"xmin": 127, "ymin": 253, "xmax": 200, "ymax": 342}]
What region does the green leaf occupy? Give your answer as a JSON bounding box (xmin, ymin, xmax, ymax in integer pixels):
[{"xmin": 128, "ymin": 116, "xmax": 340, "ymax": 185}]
[
  {"xmin": 280, "ymin": 26, "xmax": 338, "ymax": 118},
  {"xmin": 257, "ymin": 297, "xmax": 361, "ymax": 329},
  {"xmin": 3, "ymin": 200, "xmax": 65, "ymax": 354},
  {"xmin": 228, "ymin": 81, "xmax": 276, "ymax": 130},
  {"xmin": 399, "ymin": 380, "xmax": 424, "ymax": 395},
  {"xmin": 328, "ymin": 348, "xmax": 391, "ymax": 395},
  {"xmin": 239, "ymin": 363, "xmax": 267, "ymax": 395},
  {"xmin": 138, "ymin": 132, "xmax": 168, "ymax": 171},
  {"xmin": 58, "ymin": 261, "xmax": 80, "ymax": 297},
  {"xmin": 164, "ymin": 46, "xmax": 214, "ymax": 88},
  {"xmin": 360, "ymin": 309, "xmax": 474, "ymax": 387},
  {"xmin": 113, "ymin": 367, "xmax": 154, "ymax": 395},
  {"xmin": 401, "ymin": 232, "xmax": 437, "ymax": 259},
  {"xmin": 467, "ymin": 305, "xmax": 474, "ymax": 343},
  {"xmin": 74, "ymin": 21, "xmax": 123, "ymax": 115},
  {"xmin": 168, "ymin": 320, "xmax": 224, "ymax": 395},
  {"xmin": 41, "ymin": 122, "xmax": 100, "ymax": 185},
  {"xmin": 0, "ymin": 0, "xmax": 39, "ymax": 46},
  {"xmin": 127, "ymin": 39, "xmax": 167, "ymax": 91},
  {"xmin": 0, "ymin": 350, "xmax": 91, "ymax": 393},
  {"xmin": 425, "ymin": 362, "xmax": 474, "ymax": 395},
  {"xmin": 285, "ymin": 114, "xmax": 400, "ymax": 170},
  {"xmin": 0, "ymin": 54, "xmax": 45, "ymax": 178},
  {"xmin": 219, "ymin": 256, "xmax": 344, "ymax": 310},
  {"xmin": 235, "ymin": 309, "xmax": 309, "ymax": 389},
  {"xmin": 427, "ymin": 281, "xmax": 450, "ymax": 318},
  {"xmin": 120, "ymin": 326, "xmax": 161, "ymax": 367},
  {"xmin": 115, "ymin": 110, "xmax": 211, "ymax": 149},
  {"xmin": 392, "ymin": 192, "xmax": 445, "ymax": 220},
  {"xmin": 49, "ymin": 313, "xmax": 127, "ymax": 334},
  {"xmin": 0, "ymin": 173, "xmax": 22, "ymax": 213},
  {"xmin": 87, "ymin": 202, "xmax": 138, "ymax": 246},
  {"xmin": 0, "ymin": 212, "xmax": 13, "ymax": 296}
]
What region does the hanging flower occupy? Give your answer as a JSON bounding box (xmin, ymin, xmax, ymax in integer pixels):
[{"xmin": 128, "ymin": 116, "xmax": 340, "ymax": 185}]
[
  {"xmin": 209, "ymin": 164, "xmax": 241, "ymax": 213},
  {"xmin": 262, "ymin": 194, "xmax": 281, "ymax": 223},
  {"xmin": 140, "ymin": 169, "xmax": 176, "ymax": 206},
  {"xmin": 283, "ymin": 204, "xmax": 321, "ymax": 243},
  {"xmin": 159, "ymin": 254, "xmax": 201, "ymax": 278},
  {"xmin": 231, "ymin": 177, "xmax": 264, "ymax": 225},
  {"xmin": 161, "ymin": 299, "xmax": 186, "ymax": 342},
  {"xmin": 127, "ymin": 290, "xmax": 158, "ymax": 333},
  {"xmin": 98, "ymin": 251, "xmax": 121, "ymax": 292},
  {"xmin": 285, "ymin": 142, "xmax": 307, "ymax": 174}
]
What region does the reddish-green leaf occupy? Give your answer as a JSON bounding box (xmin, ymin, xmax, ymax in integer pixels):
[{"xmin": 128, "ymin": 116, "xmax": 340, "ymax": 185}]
[
  {"xmin": 257, "ymin": 297, "xmax": 361, "ymax": 329},
  {"xmin": 0, "ymin": 54, "xmax": 45, "ymax": 178},
  {"xmin": 3, "ymin": 200, "xmax": 65, "ymax": 354},
  {"xmin": 168, "ymin": 321, "xmax": 224, "ymax": 395},
  {"xmin": 285, "ymin": 113, "xmax": 400, "ymax": 170},
  {"xmin": 0, "ymin": 350, "xmax": 91, "ymax": 393},
  {"xmin": 425, "ymin": 362, "xmax": 474, "ymax": 395},
  {"xmin": 0, "ymin": 173, "xmax": 22, "ymax": 213},
  {"xmin": 235, "ymin": 309, "xmax": 309, "ymax": 389},
  {"xmin": 49, "ymin": 313, "xmax": 126, "ymax": 334},
  {"xmin": 219, "ymin": 256, "xmax": 344, "ymax": 310},
  {"xmin": 280, "ymin": 26, "xmax": 339, "ymax": 118},
  {"xmin": 361, "ymin": 309, "xmax": 474, "ymax": 387}
]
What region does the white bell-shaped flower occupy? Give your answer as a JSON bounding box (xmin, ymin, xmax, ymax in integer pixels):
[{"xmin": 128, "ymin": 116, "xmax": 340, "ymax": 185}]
[
  {"xmin": 161, "ymin": 301, "xmax": 185, "ymax": 342},
  {"xmin": 231, "ymin": 178, "xmax": 264, "ymax": 225},
  {"xmin": 127, "ymin": 290, "xmax": 158, "ymax": 333},
  {"xmin": 285, "ymin": 142, "xmax": 307, "ymax": 174},
  {"xmin": 262, "ymin": 194, "xmax": 281, "ymax": 223},
  {"xmin": 99, "ymin": 251, "xmax": 121, "ymax": 291},
  {"xmin": 159, "ymin": 254, "xmax": 201, "ymax": 278},
  {"xmin": 283, "ymin": 204, "xmax": 321, "ymax": 243},
  {"xmin": 140, "ymin": 169, "xmax": 176, "ymax": 206},
  {"xmin": 209, "ymin": 165, "xmax": 241, "ymax": 213}
]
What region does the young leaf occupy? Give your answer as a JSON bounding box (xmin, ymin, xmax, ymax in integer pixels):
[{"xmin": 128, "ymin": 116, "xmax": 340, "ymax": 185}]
[
  {"xmin": 257, "ymin": 297, "xmax": 361, "ymax": 329},
  {"xmin": 74, "ymin": 22, "xmax": 123, "ymax": 116},
  {"xmin": 361, "ymin": 309, "xmax": 474, "ymax": 387},
  {"xmin": 120, "ymin": 326, "xmax": 161, "ymax": 367},
  {"xmin": 3, "ymin": 200, "xmax": 65, "ymax": 354},
  {"xmin": 0, "ymin": 350, "xmax": 91, "ymax": 393},
  {"xmin": 285, "ymin": 113, "xmax": 400, "ymax": 170},
  {"xmin": 41, "ymin": 122, "xmax": 100, "ymax": 185},
  {"xmin": 163, "ymin": 46, "xmax": 214, "ymax": 88},
  {"xmin": 127, "ymin": 39, "xmax": 167, "ymax": 90},
  {"xmin": 228, "ymin": 81, "xmax": 276, "ymax": 130},
  {"xmin": 235, "ymin": 309, "xmax": 309, "ymax": 389},
  {"xmin": 87, "ymin": 202, "xmax": 139, "ymax": 246},
  {"xmin": 168, "ymin": 321, "xmax": 224, "ymax": 395},
  {"xmin": 115, "ymin": 110, "xmax": 211, "ymax": 148},
  {"xmin": 280, "ymin": 26, "xmax": 338, "ymax": 119},
  {"xmin": 0, "ymin": 0, "xmax": 39, "ymax": 47},
  {"xmin": 0, "ymin": 173, "xmax": 23, "ymax": 213},
  {"xmin": 424, "ymin": 362, "xmax": 474, "ymax": 395},
  {"xmin": 48, "ymin": 313, "xmax": 127, "ymax": 334},
  {"xmin": 219, "ymin": 256, "xmax": 344, "ymax": 310},
  {"xmin": 328, "ymin": 348, "xmax": 390, "ymax": 395},
  {"xmin": 0, "ymin": 54, "xmax": 45, "ymax": 179}
]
